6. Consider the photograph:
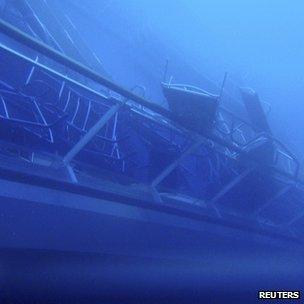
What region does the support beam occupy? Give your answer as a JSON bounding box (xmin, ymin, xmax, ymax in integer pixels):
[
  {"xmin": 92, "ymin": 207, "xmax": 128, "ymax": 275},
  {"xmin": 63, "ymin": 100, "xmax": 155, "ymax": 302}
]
[
  {"xmin": 151, "ymin": 137, "xmax": 205, "ymax": 187},
  {"xmin": 285, "ymin": 211, "xmax": 304, "ymax": 227},
  {"xmin": 63, "ymin": 102, "xmax": 122, "ymax": 165},
  {"xmin": 208, "ymin": 168, "xmax": 253, "ymax": 205},
  {"xmin": 66, "ymin": 164, "xmax": 78, "ymax": 183},
  {"xmin": 284, "ymin": 193, "xmax": 304, "ymax": 226},
  {"xmin": 254, "ymin": 184, "xmax": 293, "ymax": 216}
]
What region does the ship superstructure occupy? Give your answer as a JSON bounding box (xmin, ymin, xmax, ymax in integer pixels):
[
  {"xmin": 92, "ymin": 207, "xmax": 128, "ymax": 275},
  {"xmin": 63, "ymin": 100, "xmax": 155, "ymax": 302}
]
[{"xmin": 0, "ymin": 1, "xmax": 303, "ymax": 302}]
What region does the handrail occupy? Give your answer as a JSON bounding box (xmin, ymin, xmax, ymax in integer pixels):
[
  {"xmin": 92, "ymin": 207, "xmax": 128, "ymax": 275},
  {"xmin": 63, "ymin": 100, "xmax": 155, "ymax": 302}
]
[
  {"xmin": 162, "ymin": 82, "xmax": 218, "ymax": 97},
  {"xmin": 0, "ymin": 19, "xmax": 172, "ymax": 119},
  {"xmin": 0, "ymin": 18, "xmax": 302, "ymax": 184}
]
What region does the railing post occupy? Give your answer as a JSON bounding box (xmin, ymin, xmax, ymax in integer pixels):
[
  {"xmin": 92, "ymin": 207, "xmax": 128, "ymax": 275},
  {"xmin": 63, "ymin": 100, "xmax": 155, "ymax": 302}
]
[
  {"xmin": 63, "ymin": 101, "xmax": 123, "ymax": 165},
  {"xmin": 151, "ymin": 136, "xmax": 205, "ymax": 188}
]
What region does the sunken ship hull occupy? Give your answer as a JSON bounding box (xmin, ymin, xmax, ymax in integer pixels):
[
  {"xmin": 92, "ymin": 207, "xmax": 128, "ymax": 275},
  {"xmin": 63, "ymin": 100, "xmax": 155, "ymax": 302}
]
[{"xmin": 1, "ymin": 167, "xmax": 303, "ymax": 302}]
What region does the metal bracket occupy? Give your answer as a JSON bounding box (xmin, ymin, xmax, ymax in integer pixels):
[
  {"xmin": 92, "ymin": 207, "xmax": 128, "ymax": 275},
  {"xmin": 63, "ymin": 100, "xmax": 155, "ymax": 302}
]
[
  {"xmin": 208, "ymin": 168, "xmax": 253, "ymax": 205},
  {"xmin": 254, "ymin": 184, "xmax": 293, "ymax": 217},
  {"xmin": 63, "ymin": 101, "xmax": 123, "ymax": 165},
  {"xmin": 151, "ymin": 136, "xmax": 205, "ymax": 187}
]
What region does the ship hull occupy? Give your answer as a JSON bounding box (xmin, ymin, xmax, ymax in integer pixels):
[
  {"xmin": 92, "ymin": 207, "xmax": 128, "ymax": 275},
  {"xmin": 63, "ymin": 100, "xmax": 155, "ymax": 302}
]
[{"xmin": 0, "ymin": 176, "xmax": 303, "ymax": 303}]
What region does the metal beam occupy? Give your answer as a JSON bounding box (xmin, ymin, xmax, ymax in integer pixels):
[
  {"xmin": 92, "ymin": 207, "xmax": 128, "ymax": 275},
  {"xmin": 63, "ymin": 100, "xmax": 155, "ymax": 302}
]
[
  {"xmin": 208, "ymin": 168, "xmax": 253, "ymax": 205},
  {"xmin": 151, "ymin": 137, "xmax": 205, "ymax": 187},
  {"xmin": 0, "ymin": 43, "xmax": 110, "ymax": 103},
  {"xmin": 66, "ymin": 164, "xmax": 78, "ymax": 183},
  {"xmin": 63, "ymin": 102, "xmax": 122, "ymax": 165},
  {"xmin": 254, "ymin": 184, "xmax": 293, "ymax": 216},
  {"xmin": 0, "ymin": 19, "xmax": 172, "ymax": 118},
  {"xmin": 286, "ymin": 210, "xmax": 304, "ymax": 227}
]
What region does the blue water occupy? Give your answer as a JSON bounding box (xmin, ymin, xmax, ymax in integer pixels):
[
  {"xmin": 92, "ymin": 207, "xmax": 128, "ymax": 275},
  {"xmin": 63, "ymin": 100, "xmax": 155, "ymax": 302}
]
[
  {"xmin": 59, "ymin": 0, "xmax": 304, "ymax": 160},
  {"xmin": 0, "ymin": 1, "xmax": 304, "ymax": 303}
]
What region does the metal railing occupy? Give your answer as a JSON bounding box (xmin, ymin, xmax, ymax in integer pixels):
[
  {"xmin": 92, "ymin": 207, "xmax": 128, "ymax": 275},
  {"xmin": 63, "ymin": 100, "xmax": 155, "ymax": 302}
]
[{"xmin": 1, "ymin": 18, "xmax": 304, "ymax": 239}]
